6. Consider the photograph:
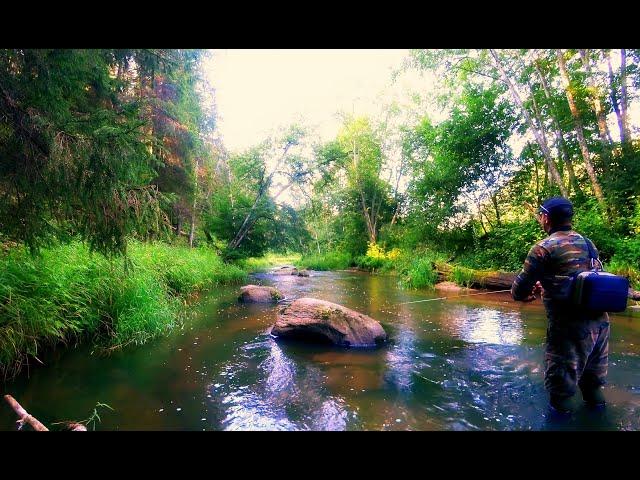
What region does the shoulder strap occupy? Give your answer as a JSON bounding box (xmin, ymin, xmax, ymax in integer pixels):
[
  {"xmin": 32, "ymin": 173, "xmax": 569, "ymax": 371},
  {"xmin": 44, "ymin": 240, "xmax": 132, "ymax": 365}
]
[
  {"xmin": 582, "ymin": 236, "xmax": 603, "ymax": 270},
  {"xmin": 583, "ymin": 236, "xmax": 597, "ymax": 260}
]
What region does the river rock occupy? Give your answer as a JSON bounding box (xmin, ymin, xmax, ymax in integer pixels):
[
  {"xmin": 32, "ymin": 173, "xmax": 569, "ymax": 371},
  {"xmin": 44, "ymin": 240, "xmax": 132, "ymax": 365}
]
[
  {"xmin": 271, "ymin": 297, "xmax": 387, "ymax": 347},
  {"xmin": 271, "ymin": 266, "xmax": 298, "ymax": 275},
  {"xmin": 238, "ymin": 285, "xmax": 283, "ymax": 303},
  {"xmin": 296, "ymin": 269, "xmax": 310, "ymax": 277}
]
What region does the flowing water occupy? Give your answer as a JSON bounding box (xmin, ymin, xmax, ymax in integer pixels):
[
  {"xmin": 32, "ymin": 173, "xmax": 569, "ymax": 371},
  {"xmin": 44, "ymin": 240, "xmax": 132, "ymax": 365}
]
[{"xmin": 2, "ymin": 269, "xmax": 640, "ymax": 431}]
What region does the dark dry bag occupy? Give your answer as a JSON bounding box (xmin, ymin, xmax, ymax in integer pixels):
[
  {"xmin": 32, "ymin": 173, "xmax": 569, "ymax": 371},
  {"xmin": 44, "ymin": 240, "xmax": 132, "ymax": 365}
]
[{"xmin": 571, "ymin": 237, "xmax": 629, "ymax": 312}]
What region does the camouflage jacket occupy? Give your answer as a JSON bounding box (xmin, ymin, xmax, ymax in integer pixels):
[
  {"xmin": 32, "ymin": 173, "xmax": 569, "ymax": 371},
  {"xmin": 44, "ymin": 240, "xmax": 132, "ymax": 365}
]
[{"xmin": 511, "ymin": 227, "xmax": 598, "ymax": 304}]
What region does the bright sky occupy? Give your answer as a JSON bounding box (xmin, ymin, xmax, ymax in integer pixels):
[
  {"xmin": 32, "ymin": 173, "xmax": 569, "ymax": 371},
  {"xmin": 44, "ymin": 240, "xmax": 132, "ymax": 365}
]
[{"xmin": 202, "ymin": 49, "xmax": 439, "ymax": 153}]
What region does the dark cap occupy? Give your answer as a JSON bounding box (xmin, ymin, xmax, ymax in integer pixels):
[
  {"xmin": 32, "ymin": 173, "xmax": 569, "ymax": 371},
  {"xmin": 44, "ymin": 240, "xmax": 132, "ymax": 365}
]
[{"xmin": 538, "ymin": 196, "xmax": 574, "ymax": 221}]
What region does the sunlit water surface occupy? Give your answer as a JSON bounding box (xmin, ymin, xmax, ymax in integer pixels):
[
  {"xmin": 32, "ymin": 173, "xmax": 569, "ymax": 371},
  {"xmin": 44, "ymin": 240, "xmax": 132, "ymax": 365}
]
[{"xmin": 2, "ymin": 270, "xmax": 640, "ymax": 430}]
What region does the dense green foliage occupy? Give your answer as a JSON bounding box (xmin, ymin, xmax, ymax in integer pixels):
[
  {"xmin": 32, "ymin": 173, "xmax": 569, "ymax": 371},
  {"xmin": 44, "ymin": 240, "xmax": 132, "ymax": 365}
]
[
  {"xmin": 0, "ymin": 49, "xmax": 211, "ymax": 256},
  {"xmin": 0, "ymin": 242, "xmax": 246, "ymax": 378}
]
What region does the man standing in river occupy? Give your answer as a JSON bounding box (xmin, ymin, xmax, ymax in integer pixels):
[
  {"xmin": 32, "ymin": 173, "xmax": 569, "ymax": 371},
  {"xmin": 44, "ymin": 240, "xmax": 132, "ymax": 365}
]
[{"xmin": 511, "ymin": 196, "xmax": 609, "ymax": 415}]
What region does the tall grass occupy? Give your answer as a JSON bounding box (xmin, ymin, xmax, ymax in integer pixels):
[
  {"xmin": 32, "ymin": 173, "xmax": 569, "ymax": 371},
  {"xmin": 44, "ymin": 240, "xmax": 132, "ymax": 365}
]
[
  {"xmin": 238, "ymin": 252, "xmax": 302, "ymax": 273},
  {"xmin": 0, "ymin": 241, "xmax": 247, "ymax": 378},
  {"xmin": 297, "ymin": 251, "xmax": 353, "ymax": 271},
  {"xmin": 451, "ymin": 265, "xmax": 476, "ymax": 288}
]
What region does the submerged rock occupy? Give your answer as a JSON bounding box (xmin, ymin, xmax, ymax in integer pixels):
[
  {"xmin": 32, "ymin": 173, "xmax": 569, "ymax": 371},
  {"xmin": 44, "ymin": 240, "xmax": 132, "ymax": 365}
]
[
  {"xmin": 271, "ymin": 266, "xmax": 298, "ymax": 275},
  {"xmin": 271, "ymin": 297, "xmax": 387, "ymax": 347},
  {"xmin": 238, "ymin": 285, "xmax": 283, "ymax": 303}
]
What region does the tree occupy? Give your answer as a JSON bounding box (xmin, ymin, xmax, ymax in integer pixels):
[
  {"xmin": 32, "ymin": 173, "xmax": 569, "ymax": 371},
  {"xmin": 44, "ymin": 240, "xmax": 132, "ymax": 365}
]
[
  {"xmin": 405, "ymin": 83, "xmax": 517, "ymax": 235},
  {"xmin": 555, "ymin": 49, "xmax": 606, "ymax": 211},
  {"xmin": 0, "ymin": 49, "xmax": 175, "ymax": 256},
  {"xmin": 337, "ymin": 116, "xmax": 392, "ymax": 245}
]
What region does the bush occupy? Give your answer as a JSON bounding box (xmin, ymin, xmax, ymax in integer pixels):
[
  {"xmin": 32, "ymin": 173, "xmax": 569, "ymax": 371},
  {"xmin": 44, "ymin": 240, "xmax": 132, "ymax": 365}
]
[
  {"xmin": 354, "ymin": 254, "xmax": 388, "ymax": 271},
  {"xmin": 460, "ymin": 219, "xmax": 542, "ymax": 271},
  {"xmin": 401, "ymin": 256, "xmax": 439, "ymax": 289},
  {"xmin": 238, "ymin": 252, "xmax": 302, "ymax": 273},
  {"xmin": 608, "ymin": 236, "xmax": 640, "ymax": 289},
  {"xmin": 572, "ymin": 202, "xmax": 620, "ymax": 261}
]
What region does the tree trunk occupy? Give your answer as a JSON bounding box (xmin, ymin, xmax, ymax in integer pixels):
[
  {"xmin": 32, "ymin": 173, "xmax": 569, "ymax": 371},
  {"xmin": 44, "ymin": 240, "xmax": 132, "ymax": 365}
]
[
  {"xmin": 533, "ymin": 61, "xmax": 582, "ymax": 195},
  {"xmin": 555, "ymin": 49, "xmax": 607, "ymax": 211},
  {"xmin": 620, "ymin": 49, "xmax": 631, "ymax": 143},
  {"xmin": 607, "ymin": 50, "xmax": 625, "ymax": 143},
  {"xmin": 488, "ymin": 49, "xmax": 568, "ymax": 197},
  {"xmin": 528, "ymin": 80, "xmax": 569, "ymax": 193},
  {"xmin": 579, "ymin": 49, "xmax": 614, "ymax": 160},
  {"xmin": 189, "ymin": 205, "xmax": 196, "ymax": 248},
  {"xmin": 227, "ymin": 142, "xmax": 293, "ymax": 250},
  {"xmin": 176, "ymin": 215, "xmax": 182, "ymax": 238},
  {"xmin": 435, "ymin": 263, "xmax": 640, "ymax": 301},
  {"xmin": 491, "ymin": 193, "xmax": 501, "ymax": 226}
]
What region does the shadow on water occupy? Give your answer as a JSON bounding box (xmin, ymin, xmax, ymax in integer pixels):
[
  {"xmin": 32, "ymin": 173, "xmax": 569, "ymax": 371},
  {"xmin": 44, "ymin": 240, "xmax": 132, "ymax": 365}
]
[{"xmin": 2, "ymin": 270, "xmax": 640, "ymax": 430}]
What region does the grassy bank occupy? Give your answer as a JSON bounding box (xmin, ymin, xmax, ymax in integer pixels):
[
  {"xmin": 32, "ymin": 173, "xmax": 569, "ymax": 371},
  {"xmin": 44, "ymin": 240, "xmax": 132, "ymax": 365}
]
[
  {"xmin": 298, "ymin": 245, "xmax": 640, "ymax": 292},
  {"xmin": 0, "ymin": 241, "xmax": 247, "ymax": 379},
  {"xmin": 297, "ymin": 247, "xmax": 445, "ymax": 289},
  {"xmin": 296, "ymin": 251, "xmax": 352, "ymax": 271},
  {"xmin": 238, "ymin": 252, "xmax": 301, "ymax": 273}
]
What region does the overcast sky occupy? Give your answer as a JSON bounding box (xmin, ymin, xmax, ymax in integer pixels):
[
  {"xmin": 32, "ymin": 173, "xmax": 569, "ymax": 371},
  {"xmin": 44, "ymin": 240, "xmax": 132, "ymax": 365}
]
[{"xmin": 202, "ymin": 49, "xmax": 439, "ymax": 153}]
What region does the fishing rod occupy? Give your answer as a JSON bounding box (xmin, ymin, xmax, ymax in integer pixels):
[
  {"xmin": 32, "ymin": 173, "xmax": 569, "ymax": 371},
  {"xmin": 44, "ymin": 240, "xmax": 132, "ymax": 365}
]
[{"xmin": 397, "ymin": 289, "xmax": 513, "ymax": 305}]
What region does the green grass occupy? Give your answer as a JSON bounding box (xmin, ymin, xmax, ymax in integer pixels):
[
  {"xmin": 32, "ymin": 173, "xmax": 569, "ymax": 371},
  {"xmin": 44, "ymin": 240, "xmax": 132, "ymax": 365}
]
[
  {"xmin": 238, "ymin": 252, "xmax": 302, "ymax": 273},
  {"xmin": 297, "ymin": 251, "xmax": 353, "ymax": 271},
  {"xmin": 451, "ymin": 265, "xmax": 476, "ymax": 288},
  {"xmin": 400, "ymin": 256, "xmax": 439, "ymax": 289},
  {"xmin": 354, "ymin": 255, "xmax": 390, "ymax": 272},
  {"xmin": 0, "ymin": 241, "xmax": 247, "ymax": 379}
]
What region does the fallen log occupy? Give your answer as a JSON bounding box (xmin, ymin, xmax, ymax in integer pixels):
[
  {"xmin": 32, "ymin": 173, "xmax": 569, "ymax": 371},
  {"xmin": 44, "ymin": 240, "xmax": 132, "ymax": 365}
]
[
  {"xmin": 4, "ymin": 394, "xmax": 49, "ymax": 431},
  {"xmin": 435, "ymin": 263, "xmax": 516, "ymax": 290},
  {"xmin": 3, "ymin": 394, "xmax": 88, "ymax": 431},
  {"xmin": 435, "ymin": 262, "xmax": 640, "ymax": 299}
]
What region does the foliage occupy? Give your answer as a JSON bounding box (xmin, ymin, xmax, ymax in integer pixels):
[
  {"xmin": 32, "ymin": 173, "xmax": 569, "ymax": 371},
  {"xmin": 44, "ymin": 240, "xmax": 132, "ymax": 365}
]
[
  {"xmin": 297, "ymin": 251, "xmax": 353, "ymax": 271},
  {"xmin": 0, "ymin": 241, "xmax": 246, "ymax": 378},
  {"xmin": 238, "ymin": 252, "xmax": 302, "ymax": 272},
  {"xmin": 0, "ymin": 49, "xmax": 207, "ymax": 257}
]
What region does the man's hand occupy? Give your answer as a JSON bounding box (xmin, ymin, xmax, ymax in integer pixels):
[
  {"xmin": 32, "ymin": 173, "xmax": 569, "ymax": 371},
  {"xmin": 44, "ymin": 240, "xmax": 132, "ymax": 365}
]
[{"xmin": 523, "ymin": 281, "xmax": 542, "ymax": 302}]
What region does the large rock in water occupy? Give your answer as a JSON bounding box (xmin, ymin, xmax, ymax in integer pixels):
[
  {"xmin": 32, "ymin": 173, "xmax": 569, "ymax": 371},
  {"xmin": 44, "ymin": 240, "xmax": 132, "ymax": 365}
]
[
  {"xmin": 238, "ymin": 285, "xmax": 283, "ymax": 303},
  {"xmin": 271, "ymin": 298, "xmax": 387, "ymax": 347}
]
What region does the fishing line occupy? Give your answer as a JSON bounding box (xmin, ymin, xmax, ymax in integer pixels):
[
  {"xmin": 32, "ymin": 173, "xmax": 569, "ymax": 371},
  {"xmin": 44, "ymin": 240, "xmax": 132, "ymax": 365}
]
[{"xmin": 396, "ymin": 289, "xmax": 513, "ymax": 305}]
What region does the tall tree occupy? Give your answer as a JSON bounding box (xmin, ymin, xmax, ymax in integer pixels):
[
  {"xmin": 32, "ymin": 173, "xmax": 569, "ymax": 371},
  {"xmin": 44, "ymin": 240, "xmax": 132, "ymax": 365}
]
[
  {"xmin": 532, "ymin": 57, "xmax": 581, "ymax": 195},
  {"xmin": 555, "ymin": 49, "xmax": 606, "ymax": 210},
  {"xmin": 620, "ymin": 48, "xmax": 631, "ymax": 143},
  {"xmin": 337, "ymin": 117, "xmax": 392, "ymax": 245},
  {"xmin": 579, "ymin": 49, "xmax": 613, "ymax": 159},
  {"xmin": 488, "ymin": 49, "xmax": 568, "ymax": 197},
  {"xmin": 0, "ymin": 49, "xmax": 173, "ymax": 256}
]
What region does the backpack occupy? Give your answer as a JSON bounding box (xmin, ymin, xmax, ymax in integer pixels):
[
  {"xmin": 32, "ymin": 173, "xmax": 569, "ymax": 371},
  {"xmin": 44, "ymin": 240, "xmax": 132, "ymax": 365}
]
[{"xmin": 570, "ymin": 236, "xmax": 629, "ymax": 312}]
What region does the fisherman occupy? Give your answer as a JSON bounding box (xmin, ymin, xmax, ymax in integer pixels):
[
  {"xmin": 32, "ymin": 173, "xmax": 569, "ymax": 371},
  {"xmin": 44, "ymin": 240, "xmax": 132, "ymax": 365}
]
[{"xmin": 511, "ymin": 196, "xmax": 609, "ymax": 415}]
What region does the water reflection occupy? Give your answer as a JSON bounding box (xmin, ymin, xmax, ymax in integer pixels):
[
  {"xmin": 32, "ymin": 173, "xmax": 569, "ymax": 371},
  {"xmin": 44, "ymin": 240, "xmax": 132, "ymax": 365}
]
[
  {"xmin": 215, "ymin": 339, "xmax": 351, "ymax": 431},
  {"xmin": 384, "ymin": 322, "xmax": 418, "ymax": 393},
  {"xmin": 440, "ymin": 306, "xmax": 524, "ymax": 346}
]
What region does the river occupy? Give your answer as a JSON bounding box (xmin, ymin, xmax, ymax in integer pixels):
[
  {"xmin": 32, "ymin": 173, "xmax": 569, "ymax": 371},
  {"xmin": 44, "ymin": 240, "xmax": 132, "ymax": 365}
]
[{"xmin": 2, "ymin": 269, "xmax": 640, "ymax": 430}]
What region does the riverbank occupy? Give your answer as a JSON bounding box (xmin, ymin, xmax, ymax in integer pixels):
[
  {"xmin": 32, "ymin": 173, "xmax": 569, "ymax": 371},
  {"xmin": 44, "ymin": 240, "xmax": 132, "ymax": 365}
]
[
  {"xmin": 297, "ymin": 247, "xmax": 640, "ymax": 299},
  {"xmin": 0, "ymin": 241, "xmax": 247, "ymax": 379}
]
